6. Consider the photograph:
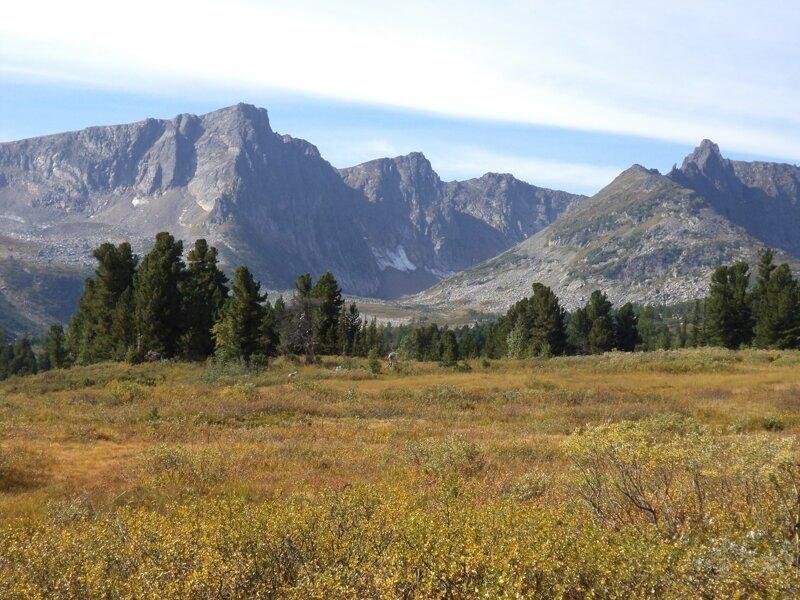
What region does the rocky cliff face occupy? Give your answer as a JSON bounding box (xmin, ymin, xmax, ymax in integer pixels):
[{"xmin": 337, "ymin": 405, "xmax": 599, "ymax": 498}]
[
  {"xmin": 340, "ymin": 153, "xmax": 582, "ymax": 295},
  {"xmin": 0, "ymin": 104, "xmax": 579, "ymax": 333},
  {"xmin": 414, "ymin": 144, "xmax": 800, "ymax": 314},
  {"xmin": 668, "ymin": 139, "xmax": 800, "ymax": 256}
]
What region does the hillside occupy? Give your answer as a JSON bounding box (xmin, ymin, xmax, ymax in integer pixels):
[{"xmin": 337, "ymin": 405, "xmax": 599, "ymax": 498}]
[{"xmin": 413, "ymin": 143, "xmax": 800, "ymax": 313}]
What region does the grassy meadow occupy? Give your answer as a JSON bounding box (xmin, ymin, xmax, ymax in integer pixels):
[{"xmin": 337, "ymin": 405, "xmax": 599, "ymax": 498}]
[{"xmin": 2, "ymin": 348, "xmax": 800, "ymax": 597}]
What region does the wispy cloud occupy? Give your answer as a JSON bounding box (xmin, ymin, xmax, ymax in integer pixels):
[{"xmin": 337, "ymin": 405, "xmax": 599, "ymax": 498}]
[
  {"xmin": 2, "ymin": 1, "xmax": 799, "ymax": 160},
  {"xmin": 425, "ymin": 147, "xmax": 621, "ymax": 193}
]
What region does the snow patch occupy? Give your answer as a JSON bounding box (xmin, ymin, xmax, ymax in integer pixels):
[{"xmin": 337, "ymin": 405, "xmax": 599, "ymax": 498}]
[
  {"xmin": 372, "ymin": 245, "xmax": 417, "ymax": 272},
  {"xmin": 131, "ymin": 197, "xmax": 149, "ymax": 207}
]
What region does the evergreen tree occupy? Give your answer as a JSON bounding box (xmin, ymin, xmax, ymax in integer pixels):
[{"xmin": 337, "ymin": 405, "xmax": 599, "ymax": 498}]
[
  {"xmin": 133, "ymin": 233, "xmax": 185, "ymax": 357},
  {"xmin": 752, "ymin": 249, "xmax": 777, "ymax": 316},
  {"xmin": 529, "ymin": 283, "xmax": 567, "ymax": 356},
  {"xmin": 440, "ymin": 329, "xmax": 459, "ymax": 366},
  {"xmin": 588, "ymin": 316, "xmax": 615, "ymax": 354},
  {"xmin": 0, "ymin": 340, "xmax": 12, "ymax": 380},
  {"xmin": 67, "ymin": 242, "xmax": 137, "ymax": 363},
  {"xmin": 312, "ymin": 272, "xmax": 344, "ymax": 355},
  {"xmin": 45, "ymin": 324, "xmax": 68, "ymax": 369},
  {"xmin": 689, "ymin": 300, "xmax": 704, "ymax": 347},
  {"xmin": 110, "ymin": 287, "xmax": 134, "ymax": 359},
  {"xmin": 212, "ymin": 266, "xmax": 267, "ymax": 362},
  {"xmin": 10, "ymin": 337, "xmax": 38, "ymax": 376},
  {"xmin": 753, "ymin": 263, "xmax": 800, "ymax": 349},
  {"xmin": 705, "ymin": 262, "xmax": 754, "ymax": 349},
  {"xmin": 614, "ymin": 303, "xmax": 640, "ymax": 352},
  {"xmin": 338, "ymin": 303, "xmax": 361, "ymax": 356},
  {"xmin": 567, "ymin": 308, "xmax": 591, "ymax": 354},
  {"xmin": 260, "ymin": 300, "xmax": 280, "ymax": 358},
  {"xmin": 282, "ymin": 274, "xmax": 317, "ymax": 363},
  {"xmin": 180, "ymin": 239, "xmax": 229, "ymax": 359},
  {"xmin": 458, "ymin": 328, "xmax": 478, "ymax": 359}
]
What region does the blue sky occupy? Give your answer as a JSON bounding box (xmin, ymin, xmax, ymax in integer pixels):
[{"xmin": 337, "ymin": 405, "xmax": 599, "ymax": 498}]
[{"xmin": 2, "ymin": 1, "xmax": 798, "ymax": 195}]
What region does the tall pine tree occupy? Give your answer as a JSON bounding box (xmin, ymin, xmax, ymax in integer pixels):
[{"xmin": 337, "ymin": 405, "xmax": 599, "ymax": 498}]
[
  {"xmin": 705, "ymin": 262, "xmax": 754, "ymax": 349},
  {"xmin": 753, "ymin": 263, "xmax": 800, "ymax": 349},
  {"xmin": 212, "ymin": 266, "xmax": 267, "ymax": 362},
  {"xmin": 133, "ymin": 233, "xmax": 185, "ymax": 357},
  {"xmin": 312, "ymin": 272, "xmax": 344, "ymax": 355},
  {"xmin": 614, "ymin": 303, "xmax": 640, "ymax": 352},
  {"xmin": 529, "ymin": 283, "xmax": 567, "ymax": 357},
  {"xmin": 180, "ymin": 239, "xmax": 229, "ymax": 359}
]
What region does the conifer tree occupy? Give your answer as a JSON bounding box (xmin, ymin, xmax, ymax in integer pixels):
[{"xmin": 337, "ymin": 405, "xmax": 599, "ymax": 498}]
[
  {"xmin": 282, "ymin": 274, "xmax": 317, "ymax": 363},
  {"xmin": 529, "ymin": 283, "xmax": 567, "ymax": 356},
  {"xmin": 67, "ymin": 242, "xmax": 137, "ymax": 363},
  {"xmin": 110, "ymin": 287, "xmax": 134, "ymax": 359},
  {"xmin": 312, "ymin": 272, "xmax": 344, "ymax": 355},
  {"xmin": 614, "ymin": 303, "xmax": 640, "ymax": 352},
  {"xmin": 45, "ymin": 324, "xmax": 68, "ymax": 369},
  {"xmin": 689, "ymin": 300, "xmax": 704, "ymax": 347},
  {"xmin": 212, "ymin": 266, "xmax": 266, "ymax": 362},
  {"xmin": 10, "ymin": 336, "xmax": 38, "ymax": 376},
  {"xmin": 753, "ymin": 263, "xmax": 800, "ymax": 349},
  {"xmin": 588, "ymin": 316, "xmax": 615, "ymax": 354},
  {"xmin": 260, "ymin": 300, "xmax": 280, "ymax": 357},
  {"xmin": 180, "ymin": 239, "xmax": 229, "ymax": 359},
  {"xmin": 133, "ymin": 233, "xmax": 185, "ymax": 357},
  {"xmin": 440, "ymin": 329, "xmax": 459, "ymax": 366},
  {"xmin": 705, "ymin": 262, "xmax": 754, "ymax": 349},
  {"xmin": 0, "ymin": 339, "xmax": 12, "ymax": 380},
  {"xmin": 567, "ymin": 308, "xmax": 591, "ymax": 354}
]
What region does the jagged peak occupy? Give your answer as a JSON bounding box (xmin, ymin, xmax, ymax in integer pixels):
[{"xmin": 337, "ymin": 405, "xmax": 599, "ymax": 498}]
[{"xmin": 681, "ymin": 139, "xmax": 725, "ymax": 171}]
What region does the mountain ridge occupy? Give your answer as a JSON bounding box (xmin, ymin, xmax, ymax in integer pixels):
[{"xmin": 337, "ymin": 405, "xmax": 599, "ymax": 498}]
[
  {"xmin": 411, "ymin": 143, "xmax": 800, "ymax": 314},
  {"xmin": 0, "ymin": 103, "xmax": 581, "ymax": 333}
]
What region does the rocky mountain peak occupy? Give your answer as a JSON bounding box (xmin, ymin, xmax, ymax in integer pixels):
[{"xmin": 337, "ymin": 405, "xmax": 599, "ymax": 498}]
[{"xmin": 682, "ymin": 139, "xmax": 723, "ymax": 170}]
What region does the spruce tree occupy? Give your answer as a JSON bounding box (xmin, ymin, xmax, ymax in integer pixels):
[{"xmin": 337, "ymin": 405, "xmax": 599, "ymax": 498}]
[
  {"xmin": 260, "ymin": 300, "xmax": 280, "ymax": 357},
  {"xmin": 588, "ymin": 316, "xmax": 615, "ymax": 354},
  {"xmin": 614, "ymin": 303, "xmax": 640, "ymax": 352},
  {"xmin": 312, "ymin": 272, "xmax": 344, "ymax": 355},
  {"xmin": 705, "ymin": 262, "xmax": 754, "ymax": 349},
  {"xmin": 0, "ymin": 340, "xmax": 12, "ymax": 380},
  {"xmin": 10, "ymin": 337, "xmax": 38, "ymax": 376},
  {"xmin": 45, "ymin": 324, "xmax": 68, "ymax": 369},
  {"xmin": 689, "ymin": 300, "xmax": 704, "ymax": 347},
  {"xmin": 67, "ymin": 242, "xmax": 137, "ymax": 363},
  {"xmin": 283, "ymin": 274, "xmax": 317, "ymax": 363},
  {"xmin": 753, "ymin": 263, "xmax": 800, "ymax": 349},
  {"xmin": 440, "ymin": 329, "xmax": 459, "ymax": 366},
  {"xmin": 180, "ymin": 239, "xmax": 229, "ymax": 359},
  {"xmin": 529, "ymin": 283, "xmax": 567, "ymax": 356},
  {"xmin": 133, "ymin": 233, "xmax": 185, "ymax": 357},
  {"xmin": 567, "ymin": 308, "xmax": 591, "ymax": 354},
  {"xmin": 212, "ymin": 266, "xmax": 266, "ymax": 362}
]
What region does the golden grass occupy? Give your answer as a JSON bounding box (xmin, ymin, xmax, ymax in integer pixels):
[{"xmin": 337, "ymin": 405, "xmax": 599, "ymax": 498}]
[{"xmin": 1, "ymin": 349, "xmax": 799, "ymax": 597}]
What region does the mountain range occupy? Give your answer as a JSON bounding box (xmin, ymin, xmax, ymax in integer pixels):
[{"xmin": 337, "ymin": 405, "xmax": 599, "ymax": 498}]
[
  {"xmin": 0, "ymin": 104, "xmax": 798, "ymax": 334},
  {"xmin": 414, "ymin": 140, "xmax": 800, "ymax": 312}
]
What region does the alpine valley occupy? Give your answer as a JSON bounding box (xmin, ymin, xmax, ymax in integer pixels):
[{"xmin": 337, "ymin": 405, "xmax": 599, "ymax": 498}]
[{"xmin": 1, "ymin": 104, "xmax": 799, "ymax": 333}]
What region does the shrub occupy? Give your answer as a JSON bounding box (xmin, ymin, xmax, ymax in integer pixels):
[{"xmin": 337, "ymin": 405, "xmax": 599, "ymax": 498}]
[{"xmin": 0, "ymin": 445, "xmax": 52, "ymax": 491}]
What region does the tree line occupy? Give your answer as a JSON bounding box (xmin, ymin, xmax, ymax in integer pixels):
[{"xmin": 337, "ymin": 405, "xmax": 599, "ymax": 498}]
[{"xmin": 0, "ymin": 237, "xmax": 798, "ymax": 380}]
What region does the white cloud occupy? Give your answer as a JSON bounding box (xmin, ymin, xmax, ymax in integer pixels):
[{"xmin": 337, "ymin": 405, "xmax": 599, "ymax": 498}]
[
  {"xmin": 2, "ymin": 1, "xmax": 799, "ymax": 160},
  {"xmin": 425, "ymin": 146, "xmax": 621, "ymax": 193}
]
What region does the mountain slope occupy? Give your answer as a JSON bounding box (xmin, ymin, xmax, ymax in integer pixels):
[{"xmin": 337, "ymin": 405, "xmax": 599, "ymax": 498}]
[
  {"xmin": 414, "ymin": 149, "xmax": 800, "ymax": 313},
  {"xmin": 0, "ymin": 104, "xmax": 579, "ymax": 333}
]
